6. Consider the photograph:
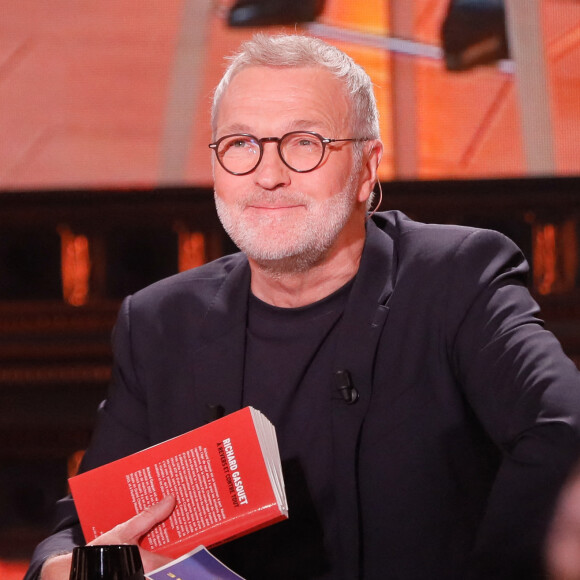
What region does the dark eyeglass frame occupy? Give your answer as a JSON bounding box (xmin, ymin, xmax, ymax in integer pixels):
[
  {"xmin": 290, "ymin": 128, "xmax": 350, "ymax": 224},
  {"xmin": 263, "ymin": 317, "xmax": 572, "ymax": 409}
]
[{"xmin": 208, "ymin": 131, "xmax": 369, "ymax": 176}]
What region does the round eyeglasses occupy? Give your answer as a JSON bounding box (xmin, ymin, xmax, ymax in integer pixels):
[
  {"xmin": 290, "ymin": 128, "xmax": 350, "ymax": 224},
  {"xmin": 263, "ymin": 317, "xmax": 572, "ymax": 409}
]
[{"xmin": 209, "ymin": 131, "xmax": 369, "ymax": 176}]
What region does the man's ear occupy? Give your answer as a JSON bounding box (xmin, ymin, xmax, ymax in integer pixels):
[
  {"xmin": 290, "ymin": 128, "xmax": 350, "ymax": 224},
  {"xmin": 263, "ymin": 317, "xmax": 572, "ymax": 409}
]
[{"xmin": 357, "ymin": 139, "xmax": 383, "ymax": 205}]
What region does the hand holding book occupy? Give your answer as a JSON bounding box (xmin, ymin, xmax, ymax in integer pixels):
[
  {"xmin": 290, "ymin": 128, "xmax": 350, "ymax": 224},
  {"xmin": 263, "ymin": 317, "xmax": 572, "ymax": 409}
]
[
  {"xmin": 40, "ymin": 496, "xmax": 176, "ymax": 580},
  {"xmin": 70, "ymin": 407, "xmax": 288, "ymax": 562}
]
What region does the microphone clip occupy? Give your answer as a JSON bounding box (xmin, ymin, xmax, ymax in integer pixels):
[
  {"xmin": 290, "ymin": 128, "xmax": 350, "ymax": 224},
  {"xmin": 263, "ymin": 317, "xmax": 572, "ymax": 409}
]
[{"xmin": 335, "ymin": 370, "xmax": 359, "ymax": 404}]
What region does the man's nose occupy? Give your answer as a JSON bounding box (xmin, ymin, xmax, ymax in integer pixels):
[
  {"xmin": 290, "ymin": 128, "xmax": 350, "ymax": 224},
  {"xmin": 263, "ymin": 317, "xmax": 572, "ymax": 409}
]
[{"xmin": 253, "ymin": 142, "xmax": 291, "ymax": 189}]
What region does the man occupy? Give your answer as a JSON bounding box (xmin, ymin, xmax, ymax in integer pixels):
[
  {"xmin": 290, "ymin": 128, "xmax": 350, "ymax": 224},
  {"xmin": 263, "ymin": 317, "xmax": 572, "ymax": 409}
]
[
  {"xmin": 547, "ymin": 464, "xmax": 580, "ymax": 579},
  {"xmin": 27, "ymin": 33, "xmax": 580, "ymax": 579}
]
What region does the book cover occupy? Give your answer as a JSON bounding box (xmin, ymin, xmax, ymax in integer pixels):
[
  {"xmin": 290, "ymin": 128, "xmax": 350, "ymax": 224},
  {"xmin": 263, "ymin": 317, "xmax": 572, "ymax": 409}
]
[
  {"xmin": 70, "ymin": 407, "xmax": 288, "ymax": 559},
  {"xmin": 147, "ymin": 545, "xmax": 245, "ymax": 580}
]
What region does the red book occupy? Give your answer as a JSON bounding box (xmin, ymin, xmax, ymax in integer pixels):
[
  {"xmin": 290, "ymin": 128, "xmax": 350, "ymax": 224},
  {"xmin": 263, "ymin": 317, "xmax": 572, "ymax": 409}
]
[{"xmin": 69, "ymin": 407, "xmax": 288, "ymax": 559}]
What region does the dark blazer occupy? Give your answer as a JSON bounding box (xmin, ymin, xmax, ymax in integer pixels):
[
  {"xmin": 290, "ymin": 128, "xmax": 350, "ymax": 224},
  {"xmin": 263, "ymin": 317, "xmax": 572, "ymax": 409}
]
[{"xmin": 26, "ymin": 211, "xmax": 580, "ymax": 579}]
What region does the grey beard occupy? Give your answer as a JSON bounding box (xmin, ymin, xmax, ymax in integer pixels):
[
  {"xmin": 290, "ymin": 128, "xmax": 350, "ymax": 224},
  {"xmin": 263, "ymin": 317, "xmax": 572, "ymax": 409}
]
[
  {"xmin": 247, "ymin": 243, "xmax": 330, "ymax": 276},
  {"xmin": 214, "ymin": 174, "xmax": 359, "ymax": 276}
]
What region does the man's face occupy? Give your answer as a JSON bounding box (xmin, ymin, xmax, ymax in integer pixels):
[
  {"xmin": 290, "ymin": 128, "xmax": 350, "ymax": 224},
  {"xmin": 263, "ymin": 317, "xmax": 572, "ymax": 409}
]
[{"xmin": 212, "ymin": 65, "xmax": 369, "ymax": 274}]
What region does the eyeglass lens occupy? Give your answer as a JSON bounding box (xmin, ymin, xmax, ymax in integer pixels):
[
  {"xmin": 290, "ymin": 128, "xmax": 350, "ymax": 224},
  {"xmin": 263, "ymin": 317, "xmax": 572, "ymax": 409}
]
[{"xmin": 216, "ymin": 132, "xmax": 325, "ymax": 174}]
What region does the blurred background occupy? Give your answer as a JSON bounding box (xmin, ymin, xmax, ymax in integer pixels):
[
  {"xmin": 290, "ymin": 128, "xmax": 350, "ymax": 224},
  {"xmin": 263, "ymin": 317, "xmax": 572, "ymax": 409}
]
[{"xmin": 1, "ymin": 0, "xmax": 580, "ymax": 576}]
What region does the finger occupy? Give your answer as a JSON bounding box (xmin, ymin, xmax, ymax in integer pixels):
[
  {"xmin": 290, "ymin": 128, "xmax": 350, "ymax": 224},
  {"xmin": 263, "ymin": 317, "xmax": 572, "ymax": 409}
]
[
  {"xmin": 92, "ymin": 495, "xmax": 176, "ymax": 546},
  {"xmin": 120, "ymin": 495, "xmax": 176, "ymax": 543}
]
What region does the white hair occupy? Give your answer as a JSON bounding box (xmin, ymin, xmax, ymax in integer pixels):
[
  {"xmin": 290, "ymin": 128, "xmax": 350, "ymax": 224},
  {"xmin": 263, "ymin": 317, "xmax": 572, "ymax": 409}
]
[{"xmin": 211, "ymin": 33, "xmax": 380, "ymax": 144}]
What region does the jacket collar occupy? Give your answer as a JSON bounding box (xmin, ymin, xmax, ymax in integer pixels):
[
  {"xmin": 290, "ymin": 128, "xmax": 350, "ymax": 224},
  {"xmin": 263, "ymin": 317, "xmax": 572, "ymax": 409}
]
[{"xmin": 191, "ymin": 256, "xmax": 251, "ymax": 420}]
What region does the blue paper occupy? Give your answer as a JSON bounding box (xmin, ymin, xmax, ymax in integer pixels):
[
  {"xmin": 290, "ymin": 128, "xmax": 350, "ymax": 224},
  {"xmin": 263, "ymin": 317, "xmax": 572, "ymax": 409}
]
[{"xmin": 147, "ymin": 546, "xmax": 245, "ymax": 580}]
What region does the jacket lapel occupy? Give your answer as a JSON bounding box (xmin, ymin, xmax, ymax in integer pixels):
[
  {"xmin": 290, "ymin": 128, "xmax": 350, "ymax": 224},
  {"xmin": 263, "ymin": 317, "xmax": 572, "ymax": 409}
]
[
  {"xmin": 188, "ymin": 219, "xmax": 397, "ymax": 578},
  {"xmin": 332, "ymin": 217, "xmax": 397, "ymax": 578},
  {"xmin": 191, "ymin": 257, "xmax": 252, "ymax": 421}
]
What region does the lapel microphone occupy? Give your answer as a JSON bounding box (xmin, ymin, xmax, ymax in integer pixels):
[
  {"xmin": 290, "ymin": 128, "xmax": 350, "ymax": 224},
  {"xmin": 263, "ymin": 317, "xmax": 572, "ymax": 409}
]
[{"xmin": 335, "ymin": 370, "xmax": 359, "ymax": 404}]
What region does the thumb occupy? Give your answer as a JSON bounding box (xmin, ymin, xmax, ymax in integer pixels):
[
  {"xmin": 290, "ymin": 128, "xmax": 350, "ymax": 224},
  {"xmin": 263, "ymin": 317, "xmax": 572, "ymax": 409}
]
[{"xmin": 91, "ymin": 495, "xmax": 176, "ymax": 546}]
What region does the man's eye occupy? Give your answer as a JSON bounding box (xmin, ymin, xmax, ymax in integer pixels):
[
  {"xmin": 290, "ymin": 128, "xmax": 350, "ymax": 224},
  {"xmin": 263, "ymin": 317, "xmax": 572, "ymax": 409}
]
[{"xmin": 232, "ymin": 139, "xmax": 249, "ymax": 148}]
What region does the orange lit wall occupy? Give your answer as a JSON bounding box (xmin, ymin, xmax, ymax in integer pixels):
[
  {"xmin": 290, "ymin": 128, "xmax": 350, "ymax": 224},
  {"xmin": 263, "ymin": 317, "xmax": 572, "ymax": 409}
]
[{"xmin": 0, "ymin": 0, "xmax": 579, "ymax": 190}]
